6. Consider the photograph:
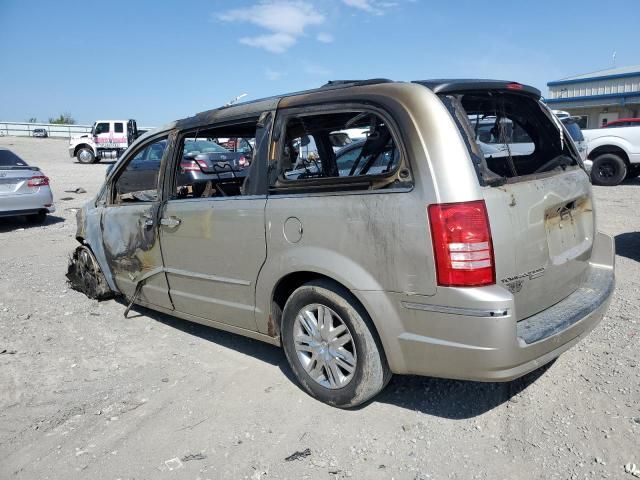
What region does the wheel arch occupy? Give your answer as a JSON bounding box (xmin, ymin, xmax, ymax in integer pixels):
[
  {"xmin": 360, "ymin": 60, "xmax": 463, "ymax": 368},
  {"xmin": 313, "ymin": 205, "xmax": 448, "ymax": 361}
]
[
  {"xmin": 73, "ymin": 230, "xmax": 118, "ymax": 293},
  {"xmin": 587, "ymin": 144, "xmax": 630, "ymax": 164},
  {"xmin": 268, "ymin": 270, "xmax": 391, "ymax": 367},
  {"xmin": 74, "ymin": 143, "xmax": 97, "ymax": 157}
]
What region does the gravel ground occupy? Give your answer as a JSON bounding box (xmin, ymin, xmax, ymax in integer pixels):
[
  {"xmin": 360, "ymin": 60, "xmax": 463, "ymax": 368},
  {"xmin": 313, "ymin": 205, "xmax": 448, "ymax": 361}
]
[{"xmin": 1, "ymin": 136, "xmax": 638, "ymax": 480}]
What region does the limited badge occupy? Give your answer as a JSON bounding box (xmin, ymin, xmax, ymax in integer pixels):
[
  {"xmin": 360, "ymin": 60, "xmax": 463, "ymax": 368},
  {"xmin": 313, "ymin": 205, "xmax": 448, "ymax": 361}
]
[{"xmin": 501, "ymin": 267, "xmax": 545, "ymax": 294}]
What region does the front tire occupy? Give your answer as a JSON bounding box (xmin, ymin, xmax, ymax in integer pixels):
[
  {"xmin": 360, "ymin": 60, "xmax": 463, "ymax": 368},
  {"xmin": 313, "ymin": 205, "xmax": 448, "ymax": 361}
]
[
  {"xmin": 76, "ymin": 147, "xmax": 96, "ymax": 164},
  {"xmin": 66, "ymin": 245, "xmax": 114, "ymax": 300},
  {"xmin": 590, "ymin": 153, "xmax": 627, "ymax": 186},
  {"xmin": 281, "ymin": 280, "xmax": 391, "ymax": 408}
]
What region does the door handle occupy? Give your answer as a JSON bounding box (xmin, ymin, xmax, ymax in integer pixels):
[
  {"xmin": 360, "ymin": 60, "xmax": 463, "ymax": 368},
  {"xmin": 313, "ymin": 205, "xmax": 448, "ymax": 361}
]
[{"xmin": 160, "ymin": 216, "xmax": 181, "ymax": 227}]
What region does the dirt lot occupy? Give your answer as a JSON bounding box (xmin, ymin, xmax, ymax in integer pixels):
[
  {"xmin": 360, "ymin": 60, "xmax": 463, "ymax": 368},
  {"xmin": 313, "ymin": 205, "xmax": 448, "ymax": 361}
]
[{"xmin": 1, "ymin": 136, "xmax": 639, "ymax": 480}]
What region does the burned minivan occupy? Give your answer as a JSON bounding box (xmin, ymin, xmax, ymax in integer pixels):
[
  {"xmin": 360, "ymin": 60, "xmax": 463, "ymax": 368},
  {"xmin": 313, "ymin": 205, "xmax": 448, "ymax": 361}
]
[{"xmin": 69, "ymin": 79, "xmax": 615, "ymax": 407}]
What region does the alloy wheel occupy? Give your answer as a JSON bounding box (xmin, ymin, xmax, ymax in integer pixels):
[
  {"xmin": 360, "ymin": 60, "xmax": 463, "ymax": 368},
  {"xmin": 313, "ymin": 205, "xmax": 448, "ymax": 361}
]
[{"xmin": 293, "ymin": 303, "xmax": 357, "ymax": 389}]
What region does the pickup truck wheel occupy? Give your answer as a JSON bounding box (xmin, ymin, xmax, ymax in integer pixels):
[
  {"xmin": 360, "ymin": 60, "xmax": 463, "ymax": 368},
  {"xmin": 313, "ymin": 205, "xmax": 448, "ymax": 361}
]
[
  {"xmin": 591, "ymin": 153, "xmax": 627, "ymax": 186},
  {"xmin": 76, "ymin": 147, "xmax": 96, "ymax": 164},
  {"xmin": 625, "ymin": 164, "xmax": 640, "ymax": 179},
  {"xmin": 281, "ymin": 280, "xmax": 391, "ymax": 408}
]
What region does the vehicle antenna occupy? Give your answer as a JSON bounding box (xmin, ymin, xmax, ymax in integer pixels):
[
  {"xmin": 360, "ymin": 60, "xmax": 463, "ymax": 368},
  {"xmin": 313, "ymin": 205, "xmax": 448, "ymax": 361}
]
[{"xmin": 225, "ymin": 93, "xmax": 248, "ymax": 107}]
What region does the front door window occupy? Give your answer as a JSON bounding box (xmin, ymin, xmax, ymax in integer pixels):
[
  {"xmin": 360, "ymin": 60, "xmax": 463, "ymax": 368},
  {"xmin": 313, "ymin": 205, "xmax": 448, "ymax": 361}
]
[{"xmin": 113, "ymin": 138, "xmax": 167, "ymax": 202}]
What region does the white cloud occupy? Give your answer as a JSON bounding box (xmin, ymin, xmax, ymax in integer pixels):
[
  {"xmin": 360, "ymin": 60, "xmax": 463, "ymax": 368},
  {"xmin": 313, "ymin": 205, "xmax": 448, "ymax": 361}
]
[
  {"xmin": 316, "ymin": 32, "xmax": 334, "ymax": 43},
  {"xmin": 342, "ymin": 0, "xmax": 376, "ymax": 11},
  {"xmin": 219, "ymin": 1, "xmax": 325, "ymax": 53},
  {"xmin": 265, "ymin": 68, "xmax": 285, "ymax": 81},
  {"xmin": 341, "ymin": 0, "xmax": 398, "ymax": 15},
  {"xmin": 241, "ymin": 33, "xmax": 297, "ymax": 53}
]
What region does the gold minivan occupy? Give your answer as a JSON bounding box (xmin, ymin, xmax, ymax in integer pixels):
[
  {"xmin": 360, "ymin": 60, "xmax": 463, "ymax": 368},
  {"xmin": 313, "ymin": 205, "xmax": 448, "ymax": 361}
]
[{"xmin": 69, "ymin": 79, "xmax": 615, "ymax": 407}]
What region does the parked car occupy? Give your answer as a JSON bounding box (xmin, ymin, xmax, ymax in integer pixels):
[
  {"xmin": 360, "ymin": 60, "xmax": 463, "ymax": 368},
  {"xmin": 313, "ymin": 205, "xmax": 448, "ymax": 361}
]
[
  {"xmin": 68, "ymin": 79, "xmax": 615, "ymax": 408},
  {"xmin": 178, "ymin": 139, "xmax": 251, "ymax": 197},
  {"xmin": 0, "ymin": 148, "xmax": 54, "ymax": 223},
  {"xmin": 561, "ymin": 117, "xmax": 587, "ymax": 162},
  {"xmin": 286, "ymin": 139, "xmax": 395, "ymax": 179},
  {"xmin": 603, "ymin": 118, "xmax": 640, "ymax": 128},
  {"xmin": 32, "ymin": 128, "xmax": 48, "ymax": 138},
  {"xmin": 582, "ymin": 124, "xmax": 640, "ymax": 185}
]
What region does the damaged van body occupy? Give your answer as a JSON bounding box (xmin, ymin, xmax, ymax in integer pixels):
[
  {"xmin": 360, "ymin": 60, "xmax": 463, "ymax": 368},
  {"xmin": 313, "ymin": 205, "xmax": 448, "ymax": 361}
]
[{"xmin": 69, "ymin": 79, "xmax": 615, "ymax": 408}]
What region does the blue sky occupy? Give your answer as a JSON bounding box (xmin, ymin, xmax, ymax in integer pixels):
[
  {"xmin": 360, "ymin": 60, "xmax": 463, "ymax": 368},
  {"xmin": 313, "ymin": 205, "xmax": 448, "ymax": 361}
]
[{"xmin": 1, "ymin": 0, "xmax": 639, "ymax": 126}]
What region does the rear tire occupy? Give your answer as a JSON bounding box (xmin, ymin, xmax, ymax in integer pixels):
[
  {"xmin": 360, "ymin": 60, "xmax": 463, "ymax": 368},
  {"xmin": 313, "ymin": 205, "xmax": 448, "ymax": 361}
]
[
  {"xmin": 590, "ymin": 153, "xmax": 627, "ymax": 186},
  {"xmin": 281, "ymin": 279, "xmax": 391, "ymax": 408},
  {"xmin": 76, "ymin": 147, "xmax": 96, "ymax": 164}
]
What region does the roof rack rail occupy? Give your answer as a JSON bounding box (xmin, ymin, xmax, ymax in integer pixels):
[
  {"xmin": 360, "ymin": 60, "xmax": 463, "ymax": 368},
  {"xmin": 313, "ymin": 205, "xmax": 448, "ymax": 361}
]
[{"xmin": 321, "ymin": 78, "xmax": 394, "ymax": 88}]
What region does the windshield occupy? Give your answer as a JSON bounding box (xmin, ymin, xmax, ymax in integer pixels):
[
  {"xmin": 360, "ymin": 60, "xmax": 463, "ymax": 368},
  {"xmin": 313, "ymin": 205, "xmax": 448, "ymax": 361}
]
[
  {"xmin": 561, "ymin": 120, "xmax": 584, "ymax": 142},
  {"xmin": 183, "ymin": 140, "xmax": 229, "ymax": 155},
  {"xmin": 0, "ymin": 150, "xmax": 28, "ymax": 167}
]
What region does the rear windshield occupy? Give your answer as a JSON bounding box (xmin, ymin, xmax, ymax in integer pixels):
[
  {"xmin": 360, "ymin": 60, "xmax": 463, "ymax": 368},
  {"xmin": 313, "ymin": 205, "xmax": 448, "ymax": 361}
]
[
  {"xmin": 0, "ymin": 150, "xmax": 28, "ymax": 167},
  {"xmin": 440, "ymin": 91, "xmax": 579, "ymax": 184}
]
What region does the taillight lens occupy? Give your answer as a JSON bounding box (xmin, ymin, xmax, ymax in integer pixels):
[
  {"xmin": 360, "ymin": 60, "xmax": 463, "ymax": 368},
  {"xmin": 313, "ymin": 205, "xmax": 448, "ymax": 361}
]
[
  {"xmin": 195, "ymin": 159, "xmax": 210, "ymax": 170},
  {"xmin": 180, "ymin": 160, "xmax": 201, "ymax": 172},
  {"xmin": 428, "ymin": 200, "xmax": 495, "ymax": 287},
  {"xmin": 238, "ymin": 155, "xmax": 248, "ymax": 168},
  {"xmin": 27, "ymin": 175, "xmax": 50, "ymax": 187}
]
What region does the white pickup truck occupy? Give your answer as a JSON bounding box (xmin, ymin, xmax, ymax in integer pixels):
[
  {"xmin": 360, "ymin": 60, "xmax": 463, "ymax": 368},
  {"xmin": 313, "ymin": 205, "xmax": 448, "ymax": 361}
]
[
  {"xmin": 582, "ymin": 125, "xmax": 640, "ymax": 186},
  {"xmin": 69, "ymin": 119, "xmax": 139, "ymax": 164}
]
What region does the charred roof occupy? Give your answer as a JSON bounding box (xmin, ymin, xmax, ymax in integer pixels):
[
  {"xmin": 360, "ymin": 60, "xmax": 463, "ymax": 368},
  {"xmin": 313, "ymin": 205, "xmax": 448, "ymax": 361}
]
[{"xmin": 169, "ymin": 78, "xmax": 540, "ymax": 132}]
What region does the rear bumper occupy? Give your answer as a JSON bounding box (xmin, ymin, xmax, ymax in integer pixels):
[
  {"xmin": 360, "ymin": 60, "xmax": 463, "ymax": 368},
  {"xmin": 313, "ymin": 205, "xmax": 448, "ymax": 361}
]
[
  {"xmin": 354, "ymin": 230, "xmax": 615, "ymax": 381},
  {"xmin": 0, "ymin": 189, "xmax": 55, "ymax": 216}
]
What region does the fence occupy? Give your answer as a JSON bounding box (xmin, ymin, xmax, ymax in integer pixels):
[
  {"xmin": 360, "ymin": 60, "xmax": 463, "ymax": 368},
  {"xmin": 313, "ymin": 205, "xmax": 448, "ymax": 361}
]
[
  {"xmin": 0, "ymin": 121, "xmax": 93, "ymax": 139},
  {"xmin": 0, "ymin": 121, "xmax": 154, "ymax": 139}
]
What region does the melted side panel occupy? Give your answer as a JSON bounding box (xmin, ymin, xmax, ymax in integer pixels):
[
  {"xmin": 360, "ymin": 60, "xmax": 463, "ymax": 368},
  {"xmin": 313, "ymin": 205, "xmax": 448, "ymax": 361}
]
[{"xmin": 75, "ymin": 204, "xmax": 118, "ymax": 292}]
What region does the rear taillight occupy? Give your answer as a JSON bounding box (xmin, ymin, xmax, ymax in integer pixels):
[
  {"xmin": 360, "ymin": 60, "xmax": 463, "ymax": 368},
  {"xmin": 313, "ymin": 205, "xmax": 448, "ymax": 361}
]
[
  {"xmin": 427, "ymin": 200, "xmax": 495, "ymax": 287},
  {"xmin": 195, "ymin": 159, "xmax": 209, "ymax": 170},
  {"xmin": 180, "ymin": 160, "xmax": 201, "ymax": 172},
  {"xmin": 238, "ymin": 155, "xmax": 248, "ymax": 168},
  {"xmin": 27, "ymin": 175, "xmax": 49, "ymax": 187},
  {"xmin": 506, "ymin": 82, "xmax": 524, "ymax": 90}
]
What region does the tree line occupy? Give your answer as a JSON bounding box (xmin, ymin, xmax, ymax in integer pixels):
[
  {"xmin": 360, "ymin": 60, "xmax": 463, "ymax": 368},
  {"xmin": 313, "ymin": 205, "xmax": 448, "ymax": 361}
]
[{"xmin": 27, "ymin": 113, "xmax": 76, "ymax": 125}]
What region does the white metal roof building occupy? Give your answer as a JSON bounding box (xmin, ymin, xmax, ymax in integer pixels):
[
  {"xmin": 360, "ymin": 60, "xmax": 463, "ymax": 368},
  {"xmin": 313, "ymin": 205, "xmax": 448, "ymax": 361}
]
[{"xmin": 545, "ymin": 65, "xmax": 640, "ymax": 129}]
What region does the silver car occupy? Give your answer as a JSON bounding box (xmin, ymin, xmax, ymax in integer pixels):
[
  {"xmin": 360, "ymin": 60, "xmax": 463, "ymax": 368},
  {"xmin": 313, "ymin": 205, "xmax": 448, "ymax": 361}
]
[
  {"xmin": 0, "ymin": 148, "xmax": 55, "ymax": 223},
  {"xmin": 69, "ymin": 79, "xmax": 615, "ymax": 408}
]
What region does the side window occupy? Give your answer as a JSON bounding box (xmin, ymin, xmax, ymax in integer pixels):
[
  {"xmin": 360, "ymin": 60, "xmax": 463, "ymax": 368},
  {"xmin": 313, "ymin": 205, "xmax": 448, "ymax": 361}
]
[
  {"xmin": 112, "ymin": 136, "xmax": 167, "ymax": 204},
  {"xmin": 472, "ymin": 117, "xmax": 534, "ymax": 156},
  {"xmin": 172, "ymin": 121, "xmax": 258, "ymax": 199},
  {"xmin": 114, "ymin": 122, "xmax": 124, "ymax": 133},
  {"xmin": 272, "ymin": 109, "xmax": 403, "ymax": 191},
  {"xmin": 95, "ymin": 122, "xmax": 110, "ymax": 135}
]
